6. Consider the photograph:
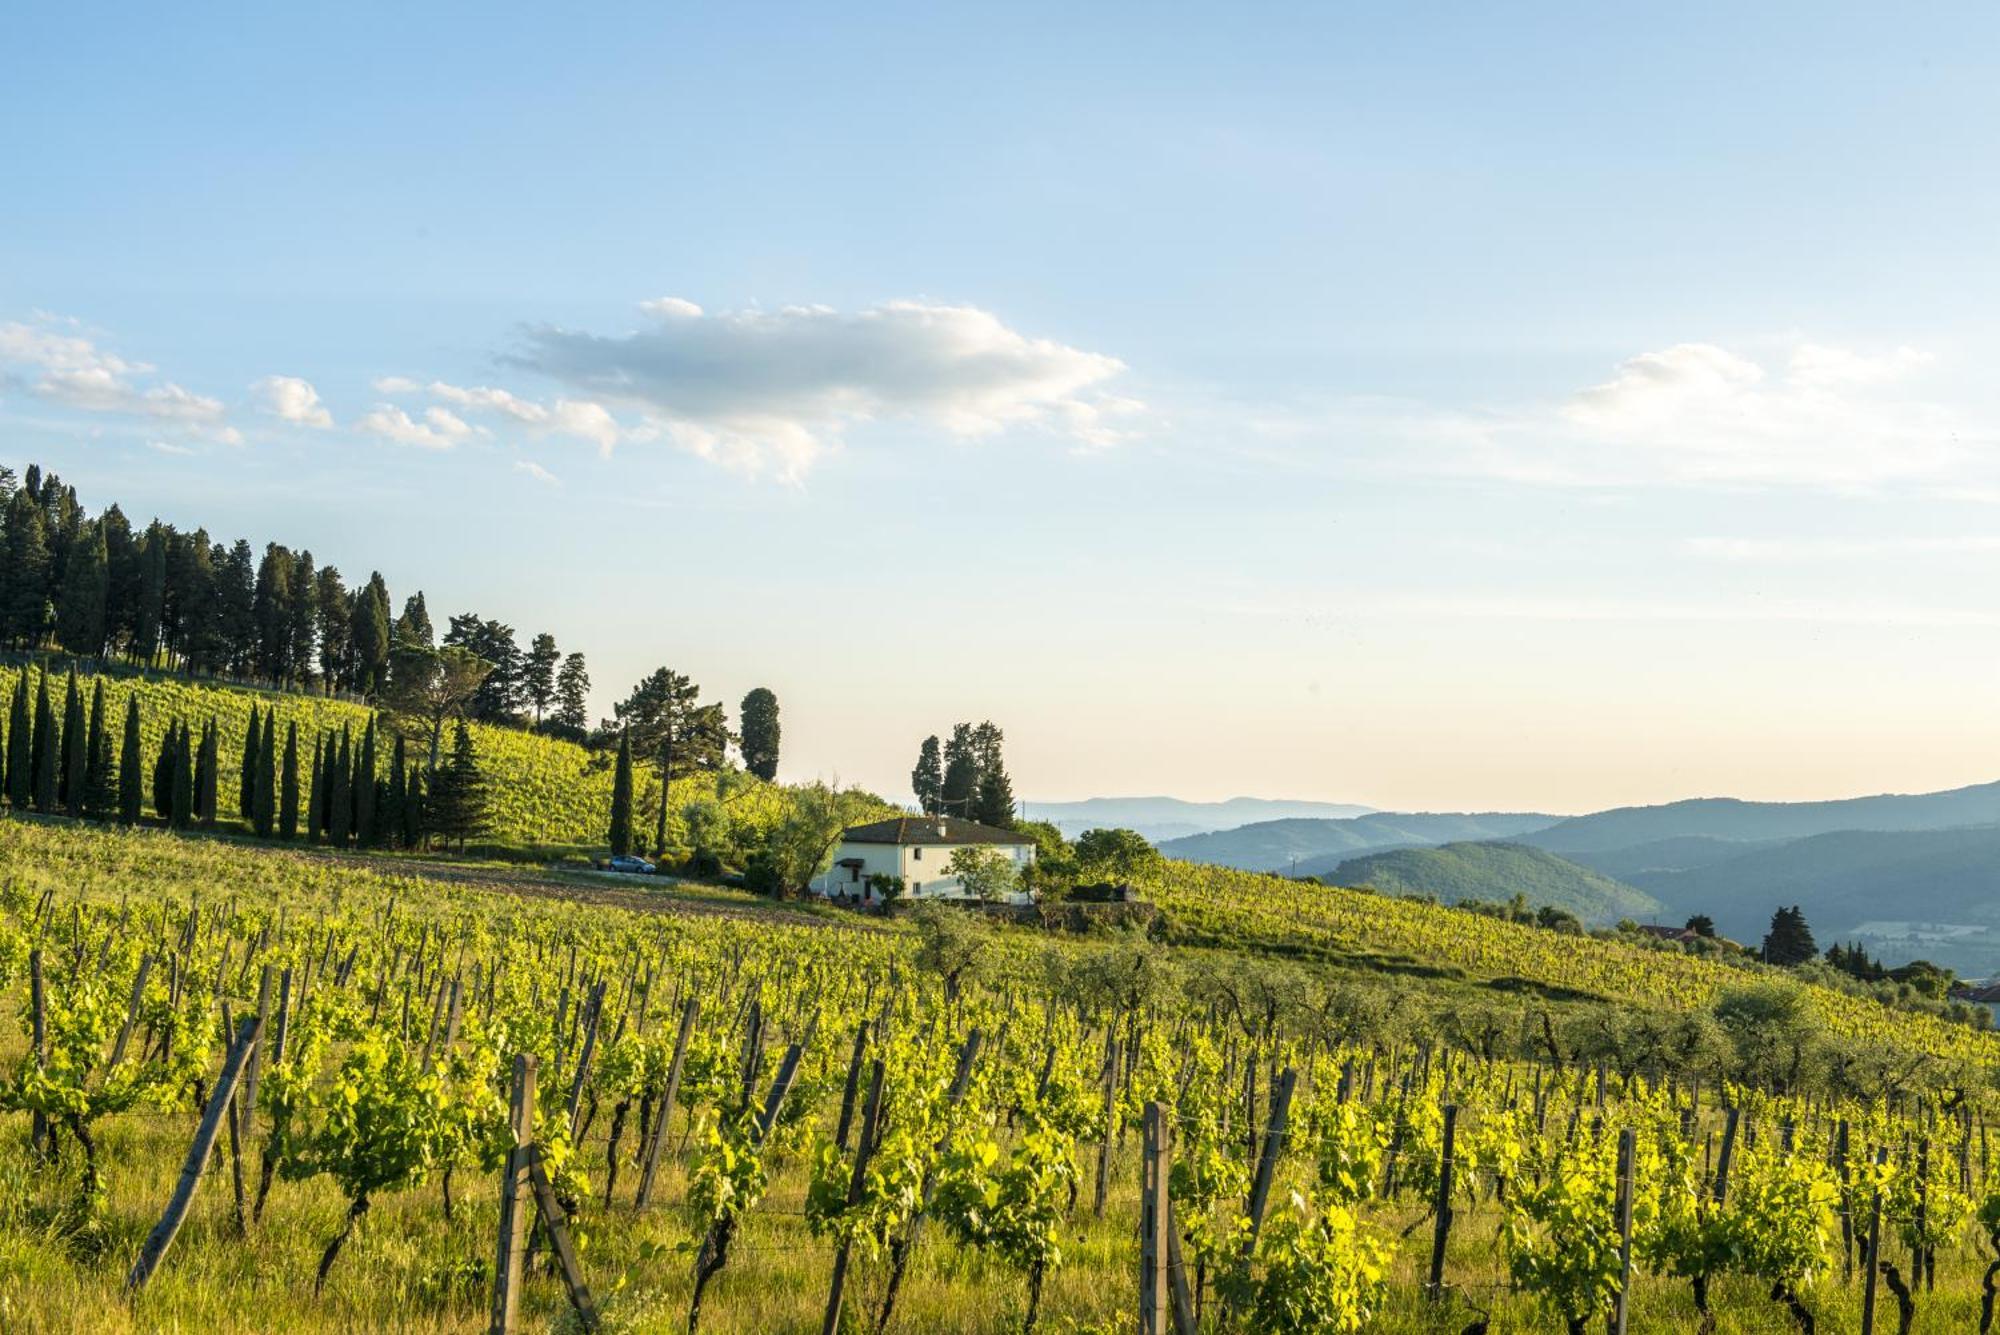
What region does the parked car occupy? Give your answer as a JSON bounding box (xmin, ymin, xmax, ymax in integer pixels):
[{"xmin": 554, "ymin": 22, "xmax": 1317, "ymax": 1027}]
[{"xmin": 606, "ymin": 854, "xmax": 655, "ymax": 875}]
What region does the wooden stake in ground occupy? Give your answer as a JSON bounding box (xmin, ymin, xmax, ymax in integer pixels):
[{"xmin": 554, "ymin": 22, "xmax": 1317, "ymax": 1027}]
[
  {"xmin": 1427, "ymin": 1103, "xmax": 1458, "ymax": 1299},
  {"xmin": 636, "ymin": 996, "xmax": 699, "ymax": 1209},
  {"xmin": 126, "ymin": 1015, "xmax": 263, "ymax": 1292},
  {"xmin": 525, "ymin": 1145, "xmax": 599, "ymax": 1329},
  {"xmin": 1139, "ymin": 1101, "xmax": 1171, "ymax": 1335},
  {"xmin": 492, "ymin": 1053, "xmax": 537, "ymax": 1335},
  {"xmin": 822, "ymin": 1058, "xmax": 886, "ymax": 1335},
  {"xmin": 1612, "ymin": 1125, "xmax": 1635, "ymax": 1335}
]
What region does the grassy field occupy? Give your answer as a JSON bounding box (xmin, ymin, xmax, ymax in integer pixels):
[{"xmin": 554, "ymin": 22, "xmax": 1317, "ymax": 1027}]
[{"xmin": 0, "ymin": 821, "xmax": 1995, "ymax": 1333}]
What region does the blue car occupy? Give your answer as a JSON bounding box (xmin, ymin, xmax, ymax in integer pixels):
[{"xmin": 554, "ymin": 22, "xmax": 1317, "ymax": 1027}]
[{"xmin": 606, "ymin": 854, "xmax": 655, "ymax": 874}]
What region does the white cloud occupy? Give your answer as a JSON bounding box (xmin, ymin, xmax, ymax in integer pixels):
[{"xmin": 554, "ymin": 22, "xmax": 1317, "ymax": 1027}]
[
  {"xmin": 253, "ymin": 375, "xmax": 333, "ymax": 428},
  {"xmin": 514, "ymin": 460, "xmax": 560, "ymax": 485},
  {"xmin": 509, "ymin": 299, "xmax": 1137, "ymax": 479},
  {"xmin": 1347, "ymin": 339, "xmax": 1971, "ymax": 490},
  {"xmin": 0, "ymin": 317, "xmax": 232, "ymax": 438},
  {"xmin": 372, "ymin": 375, "xmax": 421, "ymax": 394},
  {"xmin": 373, "ymin": 378, "xmax": 629, "ymax": 454},
  {"xmin": 356, "ymin": 403, "xmax": 479, "ymax": 449}
]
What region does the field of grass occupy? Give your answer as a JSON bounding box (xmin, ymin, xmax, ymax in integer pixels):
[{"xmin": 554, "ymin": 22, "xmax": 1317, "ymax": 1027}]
[{"xmin": 0, "ymin": 820, "xmax": 1996, "ymax": 1333}]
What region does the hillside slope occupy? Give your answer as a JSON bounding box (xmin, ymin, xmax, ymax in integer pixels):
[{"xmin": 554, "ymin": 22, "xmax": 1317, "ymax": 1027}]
[
  {"xmin": 1159, "ymin": 811, "xmax": 1557, "ymax": 873},
  {"xmin": 1024, "ymin": 795, "xmax": 1373, "ymax": 841},
  {"xmin": 0, "ymin": 662, "xmax": 795, "ymax": 852},
  {"xmin": 1328, "ymin": 841, "xmax": 1662, "ymax": 923},
  {"xmin": 1632, "ymin": 823, "xmax": 2000, "ymax": 972},
  {"xmin": 1523, "ymin": 781, "xmax": 2000, "ymax": 853}
]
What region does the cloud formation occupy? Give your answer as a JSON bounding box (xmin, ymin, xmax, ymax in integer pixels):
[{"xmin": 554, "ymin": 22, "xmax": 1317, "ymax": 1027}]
[
  {"xmin": 1371, "ymin": 339, "xmax": 1972, "ymax": 490},
  {"xmin": 254, "ymin": 375, "xmax": 333, "ymax": 428},
  {"xmin": 0, "ymin": 319, "xmax": 228, "ymax": 429},
  {"xmin": 356, "ymin": 403, "xmax": 480, "ymax": 449},
  {"xmin": 508, "ymin": 299, "xmax": 1137, "ymax": 479}
]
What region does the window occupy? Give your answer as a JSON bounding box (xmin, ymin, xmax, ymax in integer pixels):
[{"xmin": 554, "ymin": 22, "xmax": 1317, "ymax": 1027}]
[
  {"xmin": 912, "ymin": 881, "xmax": 922, "ymax": 894},
  {"xmin": 912, "ymin": 847, "xmax": 923, "ymax": 861}
]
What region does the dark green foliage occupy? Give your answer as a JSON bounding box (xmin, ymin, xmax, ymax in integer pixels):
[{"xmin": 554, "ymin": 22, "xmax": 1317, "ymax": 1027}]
[
  {"xmin": 609, "ymin": 729, "xmax": 634, "ymax": 856},
  {"xmin": 1330, "ymin": 841, "xmax": 1663, "ymax": 925},
  {"xmin": 384, "ymin": 736, "xmax": 407, "ymax": 848},
  {"xmin": 426, "ymin": 718, "xmax": 487, "ymax": 851},
  {"xmin": 551, "ymin": 652, "xmax": 590, "ymax": 740},
  {"xmin": 739, "ymin": 687, "xmax": 780, "ymax": 782},
  {"xmin": 170, "ymin": 722, "xmax": 194, "ymax": 828},
  {"xmin": 329, "ymin": 728, "xmax": 352, "ymax": 845},
  {"xmin": 355, "ymin": 716, "xmax": 377, "ymax": 845},
  {"xmin": 610, "ymin": 666, "xmax": 728, "ymax": 854},
  {"xmin": 308, "ymin": 733, "xmax": 325, "ymax": 839},
  {"xmin": 402, "ymin": 765, "xmax": 425, "ymax": 849},
  {"xmin": 5, "ymin": 667, "xmax": 28, "ymax": 807},
  {"xmin": 32, "ymin": 672, "xmax": 57, "ymax": 811},
  {"xmin": 118, "ymin": 695, "xmax": 142, "ymax": 823},
  {"xmin": 196, "ymin": 718, "xmax": 219, "ymax": 826},
  {"xmin": 153, "ymin": 721, "xmax": 175, "ymax": 819},
  {"xmin": 240, "ymin": 704, "xmax": 261, "ymax": 819},
  {"xmin": 939, "ymin": 723, "xmax": 978, "ymax": 817},
  {"xmin": 83, "ymin": 680, "xmax": 111, "ymax": 817},
  {"xmin": 971, "ymin": 722, "xmax": 1014, "ymax": 828},
  {"xmin": 60, "ymin": 671, "xmax": 85, "ymax": 815},
  {"xmin": 1762, "ymin": 905, "xmax": 1818, "ymax": 966},
  {"xmin": 1685, "ymin": 913, "xmax": 1716, "ymax": 938},
  {"xmin": 279, "ymin": 721, "xmax": 300, "ymax": 840},
  {"xmin": 253, "ymin": 708, "xmax": 277, "ymax": 837},
  {"xmin": 524, "ymin": 632, "xmax": 560, "ymax": 723},
  {"xmin": 911, "ymin": 735, "xmax": 943, "ymax": 816},
  {"xmin": 54, "ymin": 518, "xmax": 108, "ymax": 655}
]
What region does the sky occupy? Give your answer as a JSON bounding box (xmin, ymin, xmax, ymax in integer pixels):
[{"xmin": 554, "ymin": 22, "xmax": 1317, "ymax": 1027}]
[{"xmin": 7, "ymin": 3, "xmax": 2000, "ymax": 814}]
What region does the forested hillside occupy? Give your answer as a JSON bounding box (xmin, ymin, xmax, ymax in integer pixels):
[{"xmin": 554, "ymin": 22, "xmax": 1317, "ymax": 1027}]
[
  {"xmin": 1327, "ymin": 840, "xmax": 1662, "ymax": 924},
  {"xmin": 1522, "ymin": 780, "xmax": 2000, "ymax": 852}
]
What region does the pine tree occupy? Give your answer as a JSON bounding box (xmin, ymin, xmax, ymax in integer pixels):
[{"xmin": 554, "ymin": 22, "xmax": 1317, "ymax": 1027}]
[
  {"xmin": 60, "ymin": 670, "xmax": 85, "ymax": 815},
  {"xmin": 1762, "ymin": 905, "xmax": 1819, "ymax": 966},
  {"xmin": 6, "ymin": 667, "xmax": 29, "ymax": 808},
  {"xmin": 911, "ymin": 735, "xmax": 944, "ymax": 815},
  {"xmin": 427, "ymin": 718, "xmax": 488, "ymax": 852},
  {"xmin": 609, "ymin": 729, "xmax": 635, "ymax": 856},
  {"xmin": 240, "ymin": 703, "xmax": 261, "ymax": 820},
  {"xmin": 118, "ymin": 694, "xmax": 142, "ymax": 824},
  {"xmin": 196, "ymin": 719, "xmax": 219, "ymax": 826},
  {"xmin": 279, "ymin": 721, "xmax": 300, "ymax": 840},
  {"xmin": 253, "ymin": 709, "xmax": 277, "ymax": 837},
  {"xmin": 740, "ymin": 687, "xmax": 780, "ymax": 782},
  {"xmin": 974, "ymin": 760, "xmax": 1016, "ymax": 829},
  {"xmin": 32, "ymin": 671, "xmax": 58, "ymax": 812},
  {"xmin": 83, "ymin": 679, "xmax": 110, "ymax": 818},
  {"xmin": 939, "ymin": 723, "xmax": 978, "ymax": 818},
  {"xmin": 355, "ymin": 716, "xmax": 377, "ymax": 845}
]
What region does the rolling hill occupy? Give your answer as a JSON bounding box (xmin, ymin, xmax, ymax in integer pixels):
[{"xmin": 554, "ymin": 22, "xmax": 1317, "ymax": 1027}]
[
  {"xmin": 1327, "ymin": 841, "xmax": 1662, "ymax": 924},
  {"xmin": 1521, "ymin": 781, "xmax": 2000, "ymax": 853},
  {"xmin": 1158, "ymin": 811, "xmax": 1557, "ymax": 873},
  {"xmin": 1022, "ymin": 795, "xmax": 1373, "ymax": 842}
]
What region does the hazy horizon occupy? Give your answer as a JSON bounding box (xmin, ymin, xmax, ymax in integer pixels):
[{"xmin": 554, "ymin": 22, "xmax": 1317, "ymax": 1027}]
[{"xmin": 10, "ymin": 5, "xmax": 2000, "ymax": 812}]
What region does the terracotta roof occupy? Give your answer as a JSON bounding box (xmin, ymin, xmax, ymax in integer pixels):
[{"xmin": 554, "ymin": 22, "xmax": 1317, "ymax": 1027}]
[{"xmin": 841, "ymin": 816, "xmax": 1035, "ymax": 847}]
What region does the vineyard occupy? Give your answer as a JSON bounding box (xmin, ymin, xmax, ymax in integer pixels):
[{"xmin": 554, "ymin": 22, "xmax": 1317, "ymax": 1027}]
[
  {"xmin": 2, "ymin": 820, "xmax": 2000, "ymax": 1333},
  {"xmin": 0, "ymin": 662, "xmax": 807, "ymax": 856}
]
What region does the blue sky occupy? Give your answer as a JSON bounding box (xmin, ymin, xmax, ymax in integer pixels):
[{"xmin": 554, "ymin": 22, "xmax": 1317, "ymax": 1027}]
[{"xmin": 8, "ymin": 3, "xmax": 2000, "ymax": 811}]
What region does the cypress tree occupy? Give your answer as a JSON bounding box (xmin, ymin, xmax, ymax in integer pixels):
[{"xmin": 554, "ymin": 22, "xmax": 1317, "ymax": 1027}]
[
  {"xmin": 32, "ymin": 672, "xmax": 58, "ymax": 812},
  {"xmin": 118, "ymin": 694, "xmax": 142, "ymax": 824},
  {"xmin": 609, "ymin": 729, "xmax": 634, "ymax": 856},
  {"xmin": 308, "ymin": 732, "xmax": 326, "ymax": 839},
  {"xmin": 384, "ymin": 735, "xmax": 409, "ymax": 847},
  {"xmin": 253, "ymin": 710, "xmax": 277, "ymax": 837},
  {"xmin": 6, "ymin": 667, "xmax": 29, "ymax": 808},
  {"xmin": 355, "ymin": 716, "xmax": 378, "ymax": 845},
  {"xmin": 153, "ymin": 720, "xmax": 176, "ymax": 819},
  {"xmin": 196, "ymin": 719, "xmax": 219, "ymax": 826},
  {"xmin": 240, "ymin": 703, "xmax": 261, "ymax": 820},
  {"xmin": 60, "ymin": 671, "xmax": 85, "ymax": 815},
  {"xmin": 279, "ymin": 721, "xmax": 300, "ymax": 840},
  {"xmin": 83, "ymin": 680, "xmax": 109, "ymax": 818},
  {"xmin": 329, "ymin": 728, "xmax": 352, "ymax": 845},
  {"xmin": 170, "ymin": 723, "xmax": 194, "ymax": 828},
  {"xmin": 403, "ymin": 766, "xmax": 426, "ymax": 850},
  {"xmin": 428, "ymin": 718, "xmax": 487, "ymax": 852}
]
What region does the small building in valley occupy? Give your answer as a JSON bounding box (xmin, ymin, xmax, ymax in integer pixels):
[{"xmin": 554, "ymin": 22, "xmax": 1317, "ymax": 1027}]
[{"xmin": 812, "ymin": 816, "xmax": 1037, "ymax": 905}]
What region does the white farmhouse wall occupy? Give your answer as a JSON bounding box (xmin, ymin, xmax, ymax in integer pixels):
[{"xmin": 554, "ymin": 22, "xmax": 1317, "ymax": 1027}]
[{"xmin": 812, "ymin": 837, "xmax": 1035, "ymax": 903}]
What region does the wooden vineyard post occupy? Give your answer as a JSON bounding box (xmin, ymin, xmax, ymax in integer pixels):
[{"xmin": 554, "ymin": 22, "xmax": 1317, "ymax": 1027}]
[
  {"xmin": 524, "ymin": 1146, "xmax": 600, "ymax": 1329},
  {"xmin": 1140, "ymin": 1102, "xmax": 1170, "ymax": 1335},
  {"xmin": 1245, "ymin": 1067, "xmax": 1298, "ymax": 1239},
  {"xmin": 29, "ymin": 949, "xmax": 47, "ymax": 1156},
  {"xmin": 834, "ymin": 1023, "xmax": 868, "ymax": 1151},
  {"xmin": 635, "ymin": 995, "xmax": 698, "ymax": 1208},
  {"xmin": 1837, "ymin": 1120, "xmax": 1854, "ymax": 1282},
  {"xmin": 1094, "ymin": 1038, "xmax": 1121, "ymax": 1218},
  {"xmin": 1713, "ymin": 1107, "xmax": 1740, "ymax": 1204},
  {"xmin": 1427, "ymin": 1103, "xmax": 1458, "ymax": 1299},
  {"xmin": 1165, "ymin": 1196, "xmax": 1197, "ymax": 1335},
  {"xmin": 566, "ymin": 980, "xmax": 607, "ymax": 1137},
  {"xmin": 1612, "ymin": 1125, "xmax": 1636, "ymax": 1335},
  {"xmin": 127, "ymin": 1015, "xmax": 263, "ymax": 1292},
  {"xmin": 239, "ymin": 964, "xmax": 273, "ymax": 1145},
  {"xmin": 491, "ymin": 1053, "xmax": 537, "ymax": 1335},
  {"xmin": 1862, "ymin": 1145, "xmax": 1887, "ymax": 1335},
  {"xmin": 821, "ymin": 1059, "xmax": 886, "ymax": 1335}
]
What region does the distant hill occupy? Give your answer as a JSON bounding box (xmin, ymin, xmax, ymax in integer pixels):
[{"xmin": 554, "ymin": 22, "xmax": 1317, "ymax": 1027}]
[
  {"xmin": 1523, "ymin": 781, "xmax": 2000, "ymax": 854},
  {"xmin": 1023, "ymin": 796, "xmax": 1374, "ymax": 843},
  {"xmin": 1159, "ymin": 811, "xmax": 1557, "ymax": 874},
  {"xmin": 1628, "ymin": 824, "xmax": 2000, "ymax": 971},
  {"xmin": 1563, "ymin": 835, "xmax": 1788, "ymax": 881},
  {"xmin": 1329, "ymin": 842, "xmax": 1663, "ymax": 924}
]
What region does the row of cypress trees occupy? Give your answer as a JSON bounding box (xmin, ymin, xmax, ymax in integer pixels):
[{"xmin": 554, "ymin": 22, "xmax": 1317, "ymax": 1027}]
[{"xmin": 0, "ymin": 667, "xmax": 489, "ymax": 849}]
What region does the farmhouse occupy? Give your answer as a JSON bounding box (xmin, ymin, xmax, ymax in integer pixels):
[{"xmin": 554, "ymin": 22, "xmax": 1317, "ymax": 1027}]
[{"xmin": 812, "ymin": 816, "xmax": 1036, "ymax": 905}]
